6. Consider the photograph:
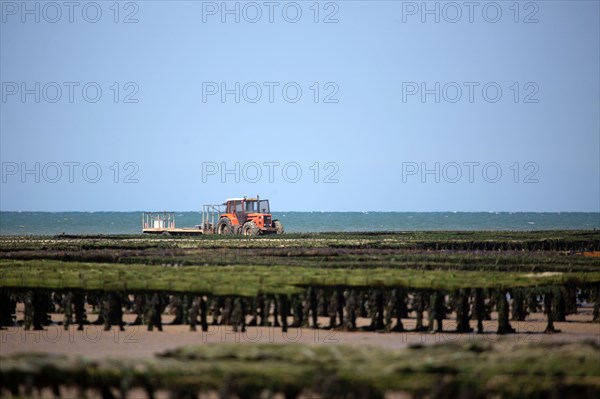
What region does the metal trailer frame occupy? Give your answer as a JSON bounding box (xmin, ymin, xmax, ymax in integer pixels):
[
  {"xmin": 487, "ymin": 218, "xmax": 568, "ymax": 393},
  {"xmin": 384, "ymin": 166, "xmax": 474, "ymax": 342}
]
[
  {"xmin": 143, "ymin": 211, "xmax": 175, "ymax": 230},
  {"xmin": 201, "ymin": 204, "xmax": 224, "ymax": 234},
  {"xmin": 142, "ymin": 211, "xmax": 205, "ymax": 235}
]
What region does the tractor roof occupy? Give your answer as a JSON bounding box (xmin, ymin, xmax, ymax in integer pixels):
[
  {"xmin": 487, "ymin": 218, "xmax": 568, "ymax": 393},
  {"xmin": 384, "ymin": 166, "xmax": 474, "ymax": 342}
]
[{"xmin": 224, "ymin": 197, "xmax": 261, "ymax": 203}]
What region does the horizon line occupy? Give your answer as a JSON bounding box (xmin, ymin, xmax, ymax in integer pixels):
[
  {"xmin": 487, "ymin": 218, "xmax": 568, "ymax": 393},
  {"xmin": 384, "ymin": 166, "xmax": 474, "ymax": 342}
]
[{"xmin": 1, "ymin": 210, "xmax": 599, "ymax": 214}]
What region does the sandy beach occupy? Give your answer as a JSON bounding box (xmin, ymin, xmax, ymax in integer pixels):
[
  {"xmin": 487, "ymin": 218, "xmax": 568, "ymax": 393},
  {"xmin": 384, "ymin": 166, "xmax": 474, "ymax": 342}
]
[{"xmin": 3, "ymin": 310, "xmax": 598, "ymax": 360}]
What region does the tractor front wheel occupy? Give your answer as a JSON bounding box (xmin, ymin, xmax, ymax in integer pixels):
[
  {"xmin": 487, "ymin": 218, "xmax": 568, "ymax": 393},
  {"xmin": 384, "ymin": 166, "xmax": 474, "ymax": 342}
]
[
  {"xmin": 242, "ymin": 221, "xmax": 259, "ymax": 236},
  {"xmin": 216, "ymin": 218, "xmax": 233, "ymax": 235},
  {"xmin": 274, "ymin": 220, "xmax": 284, "ymax": 234}
]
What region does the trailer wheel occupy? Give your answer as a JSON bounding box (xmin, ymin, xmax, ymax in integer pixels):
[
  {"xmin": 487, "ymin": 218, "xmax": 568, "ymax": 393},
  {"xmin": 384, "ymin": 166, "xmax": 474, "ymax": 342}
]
[
  {"xmin": 216, "ymin": 218, "xmax": 233, "ymax": 235},
  {"xmin": 242, "ymin": 221, "xmax": 259, "ymax": 236},
  {"xmin": 274, "ymin": 220, "xmax": 284, "ymax": 234}
]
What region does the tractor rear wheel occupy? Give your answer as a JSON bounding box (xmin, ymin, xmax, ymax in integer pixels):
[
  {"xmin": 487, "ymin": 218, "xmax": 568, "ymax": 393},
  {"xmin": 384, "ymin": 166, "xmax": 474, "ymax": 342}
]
[
  {"xmin": 216, "ymin": 218, "xmax": 233, "ymax": 235},
  {"xmin": 274, "ymin": 220, "xmax": 284, "ymax": 234},
  {"xmin": 242, "ymin": 221, "xmax": 259, "ymax": 236}
]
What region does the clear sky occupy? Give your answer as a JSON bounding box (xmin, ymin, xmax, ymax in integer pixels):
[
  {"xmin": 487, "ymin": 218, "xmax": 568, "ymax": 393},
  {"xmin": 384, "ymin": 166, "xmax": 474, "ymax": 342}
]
[{"xmin": 1, "ymin": 0, "xmax": 599, "ymax": 212}]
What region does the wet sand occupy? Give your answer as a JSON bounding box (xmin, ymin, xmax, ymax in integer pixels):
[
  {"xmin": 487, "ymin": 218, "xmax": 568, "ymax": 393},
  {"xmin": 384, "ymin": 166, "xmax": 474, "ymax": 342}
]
[{"xmin": 2, "ymin": 310, "xmax": 598, "ymax": 359}]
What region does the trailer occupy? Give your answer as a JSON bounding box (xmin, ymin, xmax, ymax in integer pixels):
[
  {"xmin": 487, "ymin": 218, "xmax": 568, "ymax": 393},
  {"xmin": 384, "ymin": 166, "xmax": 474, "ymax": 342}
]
[{"xmin": 142, "ymin": 212, "xmax": 205, "ymax": 235}]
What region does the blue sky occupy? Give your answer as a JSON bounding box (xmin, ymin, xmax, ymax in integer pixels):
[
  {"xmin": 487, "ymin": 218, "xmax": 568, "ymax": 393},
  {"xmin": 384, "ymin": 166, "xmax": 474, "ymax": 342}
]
[{"xmin": 1, "ymin": 0, "xmax": 599, "ymax": 211}]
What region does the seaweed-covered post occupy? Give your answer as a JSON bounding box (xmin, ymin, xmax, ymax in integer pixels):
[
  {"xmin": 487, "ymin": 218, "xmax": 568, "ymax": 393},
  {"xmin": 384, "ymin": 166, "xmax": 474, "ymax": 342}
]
[
  {"xmin": 146, "ymin": 293, "xmax": 163, "ymax": 332},
  {"xmin": 375, "ymin": 289, "xmax": 385, "ymax": 331},
  {"xmin": 428, "ymin": 290, "xmax": 445, "ymax": 333},
  {"xmin": 169, "ymin": 294, "xmax": 190, "ymax": 326},
  {"xmin": 86, "ymin": 291, "xmax": 104, "ymax": 326},
  {"xmin": 200, "ymin": 296, "xmax": 209, "ymax": 332},
  {"xmin": 62, "ymin": 291, "xmax": 74, "ymax": 330},
  {"xmin": 552, "ymin": 287, "xmax": 567, "ymax": 322},
  {"xmin": 309, "ymin": 287, "xmax": 319, "ymax": 328},
  {"xmin": 24, "ymin": 290, "xmax": 48, "ymax": 331},
  {"xmin": 188, "ymin": 295, "xmax": 200, "ymax": 332},
  {"xmin": 132, "ymin": 294, "xmax": 144, "ymax": 325},
  {"xmin": 366, "ymin": 288, "xmax": 385, "ymax": 331},
  {"xmin": 327, "ymin": 287, "xmax": 340, "ymax": 329},
  {"xmin": 143, "ymin": 294, "xmax": 155, "ymax": 331},
  {"xmin": 343, "ymin": 289, "xmax": 358, "ymax": 331},
  {"xmin": 144, "ymin": 385, "xmax": 156, "ymax": 399},
  {"xmin": 106, "ymin": 292, "xmax": 125, "ymax": 331},
  {"xmin": 247, "ymin": 295, "xmax": 260, "ymax": 327},
  {"xmin": 0, "ymin": 289, "xmax": 16, "ymax": 327},
  {"xmin": 413, "ymin": 290, "xmax": 428, "ymax": 332},
  {"xmin": 335, "ymin": 288, "xmax": 345, "ymax": 327},
  {"xmin": 40, "ymin": 290, "xmax": 53, "ymax": 327},
  {"xmin": 260, "ymin": 295, "xmax": 271, "ymax": 326},
  {"xmin": 560, "ymin": 285, "xmax": 577, "ymax": 318},
  {"xmin": 271, "ymin": 295, "xmax": 280, "ymax": 327},
  {"xmin": 384, "ymin": 289, "xmax": 394, "ymax": 333},
  {"xmin": 485, "ymin": 290, "xmax": 495, "ymax": 321},
  {"xmin": 290, "ymin": 294, "xmax": 303, "ymax": 328},
  {"xmin": 395, "ymin": 288, "xmax": 408, "ymax": 332},
  {"xmin": 103, "ymin": 292, "xmax": 125, "ymax": 332},
  {"xmin": 496, "ymin": 290, "xmax": 515, "ymax": 335},
  {"xmin": 211, "ymin": 296, "xmax": 223, "ymax": 325},
  {"xmin": 89, "ymin": 292, "xmax": 105, "ymax": 326},
  {"xmin": 23, "ymin": 290, "xmax": 35, "ymax": 330},
  {"xmin": 526, "ymin": 289, "xmax": 540, "ymax": 315},
  {"xmin": 317, "ymin": 288, "xmax": 328, "ymax": 317},
  {"xmin": 169, "ymin": 295, "xmax": 184, "ymax": 325},
  {"xmin": 473, "ymin": 288, "xmax": 486, "ymax": 334},
  {"xmin": 358, "ymin": 290, "xmax": 368, "ymax": 318},
  {"xmin": 511, "ymin": 288, "xmax": 528, "ymax": 321},
  {"xmin": 181, "ymin": 294, "xmax": 190, "ymax": 325},
  {"xmin": 592, "ymin": 287, "xmax": 600, "ymax": 323},
  {"xmin": 543, "ymin": 288, "xmax": 561, "ymax": 333},
  {"xmin": 221, "ymin": 297, "xmax": 233, "ymax": 326},
  {"xmin": 454, "ymin": 289, "xmax": 473, "ymax": 333},
  {"xmin": 278, "ymin": 294, "xmax": 289, "ymax": 333},
  {"xmin": 73, "ymin": 291, "xmax": 87, "ymax": 331},
  {"xmin": 102, "ymin": 292, "xmax": 112, "ymax": 331},
  {"xmin": 99, "ymin": 386, "xmax": 116, "ymax": 399},
  {"xmin": 231, "ymin": 297, "xmax": 246, "ymax": 333},
  {"xmin": 385, "ymin": 288, "xmax": 406, "ymax": 332}
]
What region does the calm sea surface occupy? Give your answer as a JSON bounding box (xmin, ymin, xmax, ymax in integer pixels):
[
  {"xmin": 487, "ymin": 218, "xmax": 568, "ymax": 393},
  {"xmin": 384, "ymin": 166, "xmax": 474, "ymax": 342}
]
[{"xmin": 0, "ymin": 212, "xmax": 598, "ymax": 235}]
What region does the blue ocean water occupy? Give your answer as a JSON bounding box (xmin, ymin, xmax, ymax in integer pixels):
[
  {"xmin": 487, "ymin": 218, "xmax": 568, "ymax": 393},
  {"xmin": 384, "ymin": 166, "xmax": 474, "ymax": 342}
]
[{"xmin": 0, "ymin": 212, "xmax": 598, "ymax": 235}]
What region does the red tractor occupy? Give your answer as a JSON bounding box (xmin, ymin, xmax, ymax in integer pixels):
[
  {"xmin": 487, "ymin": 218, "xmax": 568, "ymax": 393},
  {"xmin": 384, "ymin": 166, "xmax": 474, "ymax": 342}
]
[{"xmin": 215, "ymin": 196, "xmax": 284, "ymax": 235}]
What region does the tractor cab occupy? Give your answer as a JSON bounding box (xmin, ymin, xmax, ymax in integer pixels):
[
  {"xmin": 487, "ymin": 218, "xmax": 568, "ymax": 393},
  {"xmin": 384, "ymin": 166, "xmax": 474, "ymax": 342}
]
[{"xmin": 216, "ymin": 196, "xmax": 284, "ymax": 235}]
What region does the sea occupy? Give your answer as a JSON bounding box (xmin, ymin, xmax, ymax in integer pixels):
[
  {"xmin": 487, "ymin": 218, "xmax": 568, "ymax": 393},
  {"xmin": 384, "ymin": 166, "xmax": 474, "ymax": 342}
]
[{"xmin": 0, "ymin": 212, "xmax": 598, "ymax": 235}]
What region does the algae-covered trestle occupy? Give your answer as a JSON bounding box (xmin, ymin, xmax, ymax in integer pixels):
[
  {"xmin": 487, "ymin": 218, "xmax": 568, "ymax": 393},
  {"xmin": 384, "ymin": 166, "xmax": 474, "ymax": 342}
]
[
  {"xmin": 1, "ymin": 232, "xmax": 599, "ymax": 335},
  {"xmin": 1, "ymin": 260, "xmax": 599, "ymax": 295},
  {"xmin": 1, "ymin": 232, "xmax": 600, "ymax": 398}
]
